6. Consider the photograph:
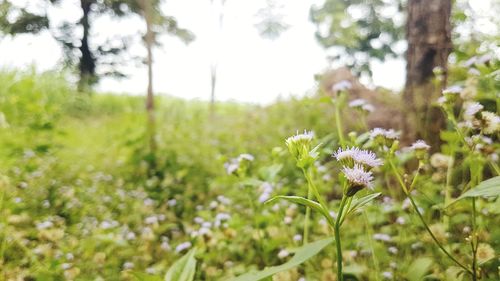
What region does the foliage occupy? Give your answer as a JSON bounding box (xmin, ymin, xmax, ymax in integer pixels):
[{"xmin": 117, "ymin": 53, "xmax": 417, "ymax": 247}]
[{"xmin": 310, "ymin": 0, "xmax": 405, "ymax": 75}]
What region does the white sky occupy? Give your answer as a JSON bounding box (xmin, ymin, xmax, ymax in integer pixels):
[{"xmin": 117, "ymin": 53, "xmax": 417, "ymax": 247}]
[{"xmin": 0, "ymin": 0, "xmax": 494, "ymax": 104}]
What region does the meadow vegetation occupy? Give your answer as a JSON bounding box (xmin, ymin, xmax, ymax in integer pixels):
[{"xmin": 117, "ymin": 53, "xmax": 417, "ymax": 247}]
[{"xmin": 0, "ymin": 62, "xmax": 499, "ymax": 281}]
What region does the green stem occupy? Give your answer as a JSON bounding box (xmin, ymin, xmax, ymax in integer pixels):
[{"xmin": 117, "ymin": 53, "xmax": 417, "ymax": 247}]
[
  {"xmin": 387, "ymin": 158, "xmax": 473, "ymax": 275},
  {"xmin": 444, "ymin": 152, "xmax": 455, "ymax": 229},
  {"xmin": 334, "ymin": 98, "xmax": 346, "ymax": 148},
  {"xmin": 363, "ymin": 211, "xmax": 380, "ymax": 281},
  {"xmin": 334, "ymin": 195, "xmax": 348, "ymax": 281},
  {"xmin": 303, "ymin": 184, "xmax": 312, "ymax": 244}
]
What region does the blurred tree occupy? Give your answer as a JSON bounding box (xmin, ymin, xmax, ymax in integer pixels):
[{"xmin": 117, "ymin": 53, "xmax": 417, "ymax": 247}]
[
  {"xmin": 208, "ymin": 0, "xmax": 227, "ymax": 116},
  {"xmin": 310, "ymin": 0, "xmax": 405, "ymax": 76},
  {"xmin": 0, "ymin": 0, "xmax": 193, "ymax": 92},
  {"xmin": 403, "ymin": 0, "xmax": 452, "ymax": 148},
  {"xmin": 254, "ymin": 0, "xmax": 290, "ymax": 40},
  {"xmin": 132, "ymin": 0, "xmax": 194, "ymax": 173}
]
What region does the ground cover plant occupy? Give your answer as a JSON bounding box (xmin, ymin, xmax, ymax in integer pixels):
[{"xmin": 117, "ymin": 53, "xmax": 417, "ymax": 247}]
[{"xmin": 0, "ymin": 56, "xmax": 498, "ymax": 281}]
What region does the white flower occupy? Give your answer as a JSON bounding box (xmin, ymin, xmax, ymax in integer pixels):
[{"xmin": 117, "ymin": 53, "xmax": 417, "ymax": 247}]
[
  {"xmin": 333, "ymin": 147, "xmax": 383, "ymax": 168},
  {"xmin": 342, "ymin": 164, "xmax": 374, "ymax": 196},
  {"xmin": 463, "ymin": 102, "xmax": 483, "ymax": 119},
  {"xmin": 370, "ymin": 128, "xmax": 400, "ymax": 140},
  {"xmin": 238, "ymin": 153, "xmax": 254, "ymax": 162},
  {"xmin": 481, "ymin": 111, "xmax": 500, "ymax": 134},
  {"xmin": 388, "ymin": 246, "xmax": 398, "ymax": 254},
  {"xmin": 373, "ymin": 233, "xmax": 392, "ymax": 242},
  {"xmin": 442, "ymin": 85, "xmax": 462, "ymax": 95},
  {"xmin": 293, "ymin": 234, "xmax": 302, "ymax": 242},
  {"xmin": 437, "ymin": 96, "xmax": 447, "ymax": 106},
  {"xmin": 332, "ymin": 80, "xmax": 352, "ymax": 92},
  {"xmin": 396, "ymin": 217, "xmax": 405, "ymax": 225},
  {"xmin": 410, "ymin": 140, "xmax": 430, "ymax": 151},
  {"xmin": 352, "ymin": 149, "xmax": 383, "ymax": 168},
  {"xmin": 382, "ymin": 271, "xmax": 393, "ymax": 279},
  {"xmin": 285, "ymin": 131, "xmax": 314, "ymax": 146},
  {"xmin": 123, "ymin": 262, "xmax": 134, "ymax": 270},
  {"xmin": 217, "ymin": 195, "xmax": 231, "ymax": 205},
  {"xmin": 362, "ymin": 103, "xmax": 375, "ymax": 112},
  {"xmin": 277, "ymin": 249, "xmax": 290, "ymax": 259},
  {"xmin": 175, "ymin": 242, "xmax": 192, "ymax": 253},
  {"xmin": 145, "ymin": 216, "xmax": 158, "ymax": 225},
  {"xmin": 348, "ymin": 99, "xmax": 366, "ymax": 107},
  {"xmin": 224, "ymin": 160, "xmax": 239, "ymax": 175},
  {"xmin": 167, "ymin": 199, "xmax": 177, "ymax": 206},
  {"xmin": 349, "ymin": 99, "xmax": 375, "ymax": 113},
  {"xmin": 332, "ymin": 146, "xmax": 360, "ymax": 162}
]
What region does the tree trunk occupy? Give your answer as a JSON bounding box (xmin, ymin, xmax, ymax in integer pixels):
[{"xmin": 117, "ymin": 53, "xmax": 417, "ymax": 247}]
[
  {"xmin": 403, "ymin": 0, "xmax": 452, "ymax": 150},
  {"xmin": 78, "ymin": 0, "xmax": 96, "ymax": 92},
  {"xmin": 139, "ymin": 0, "xmax": 157, "ymax": 171},
  {"xmin": 209, "ymin": 64, "xmax": 217, "ymax": 116}
]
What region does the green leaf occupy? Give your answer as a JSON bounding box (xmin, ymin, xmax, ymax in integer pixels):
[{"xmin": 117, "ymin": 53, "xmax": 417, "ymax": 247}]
[
  {"xmin": 406, "ymin": 257, "xmax": 433, "ymax": 281},
  {"xmin": 265, "ymin": 196, "xmax": 333, "ymax": 225},
  {"xmin": 132, "ymin": 272, "xmax": 163, "ymax": 281},
  {"xmin": 446, "ymin": 176, "xmax": 500, "ymax": 207},
  {"xmin": 231, "ymin": 238, "xmax": 333, "ymax": 281},
  {"xmin": 347, "ymin": 192, "xmax": 381, "ymax": 216},
  {"xmin": 165, "ymin": 248, "xmax": 197, "ymax": 281}
]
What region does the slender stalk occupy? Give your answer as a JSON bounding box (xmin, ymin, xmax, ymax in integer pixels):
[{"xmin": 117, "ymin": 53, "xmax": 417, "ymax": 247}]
[
  {"xmin": 387, "ymin": 158, "xmax": 473, "ymax": 275},
  {"xmin": 334, "ymin": 196, "xmax": 348, "ymax": 281},
  {"xmin": 334, "ymin": 97, "xmax": 346, "ymax": 148},
  {"xmin": 363, "ymin": 211, "xmax": 380, "ymax": 281},
  {"xmin": 443, "ymin": 151, "xmax": 454, "ymax": 229},
  {"xmin": 303, "ymin": 183, "xmax": 312, "ymax": 244}
]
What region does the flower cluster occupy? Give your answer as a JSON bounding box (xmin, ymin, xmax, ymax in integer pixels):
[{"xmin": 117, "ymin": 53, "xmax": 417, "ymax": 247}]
[
  {"xmin": 224, "ymin": 153, "xmax": 255, "ymax": 176},
  {"xmin": 370, "ymin": 128, "xmax": 400, "ymax": 149},
  {"xmin": 333, "ymin": 147, "xmax": 381, "ymax": 196},
  {"xmin": 348, "ymin": 98, "xmax": 375, "ymax": 113},
  {"xmin": 285, "ymin": 131, "xmax": 318, "ymax": 169}
]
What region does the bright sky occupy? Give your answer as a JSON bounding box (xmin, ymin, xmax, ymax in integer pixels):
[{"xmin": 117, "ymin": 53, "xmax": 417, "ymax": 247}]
[{"xmin": 0, "ymin": 0, "xmax": 494, "ymax": 104}]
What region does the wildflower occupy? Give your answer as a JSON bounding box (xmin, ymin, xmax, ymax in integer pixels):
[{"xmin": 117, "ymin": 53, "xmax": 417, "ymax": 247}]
[
  {"xmin": 167, "ymin": 199, "xmax": 177, "ymax": 207},
  {"xmin": 224, "ymin": 159, "xmax": 239, "ymax": 175},
  {"xmin": 348, "ymin": 99, "xmax": 366, "ymax": 108},
  {"xmin": 481, "ymin": 111, "xmax": 500, "ymax": 134},
  {"xmin": 476, "ymin": 243, "xmax": 495, "ymax": 263},
  {"xmin": 348, "ymin": 98, "xmax": 375, "ymax": 113},
  {"xmin": 293, "ymin": 234, "xmax": 302, "ymax": 242},
  {"xmin": 373, "ymin": 233, "xmax": 392, "ymax": 242},
  {"xmin": 285, "ymin": 130, "xmax": 317, "ymax": 169},
  {"xmin": 370, "ymin": 128, "xmax": 400, "ymax": 149},
  {"xmin": 463, "ymin": 102, "xmax": 483, "ymax": 119},
  {"xmin": 442, "ymin": 85, "xmax": 462, "ymax": 96},
  {"xmin": 145, "ymin": 216, "xmax": 158, "ymax": 225},
  {"xmin": 410, "ymin": 140, "xmax": 430, "ymax": 160},
  {"xmin": 362, "ymin": 103, "xmax": 375, "ymax": 112},
  {"xmin": 341, "ymin": 164, "xmax": 374, "ymax": 196},
  {"xmin": 388, "ymin": 246, "xmax": 398, "ymax": 254},
  {"xmin": 277, "ymin": 249, "xmax": 290, "ymax": 259},
  {"xmin": 333, "ymin": 147, "xmax": 383, "ymax": 169},
  {"xmin": 382, "ymin": 271, "xmax": 393, "ymax": 279},
  {"xmin": 175, "ymin": 242, "xmax": 192, "ymax": 253},
  {"xmin": 123, "ymin": 262, "xmax": 134, "ymax": 270},
  {"xmin": 396, "ymin": 217, "xmax": 405, "ymax": 225},
  {"xmin": 410, "ymin": 140, "xmax": 430, "ymax": 151},
  {"xmin": 332, "ymin": 80, "xmax": 352, "ymax": 92},
  {"xmin": 238, "ymin": 153, "xmax": 254, "ymax": 162},
  {"xmin": 430, "ymin": 153, "xmax": 451, "ymax": 169}
]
